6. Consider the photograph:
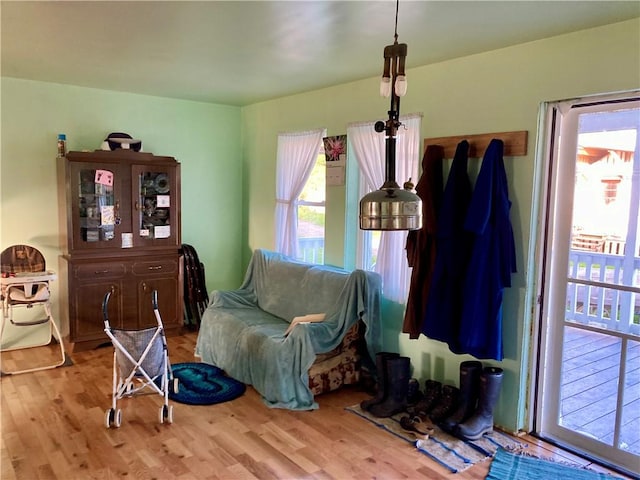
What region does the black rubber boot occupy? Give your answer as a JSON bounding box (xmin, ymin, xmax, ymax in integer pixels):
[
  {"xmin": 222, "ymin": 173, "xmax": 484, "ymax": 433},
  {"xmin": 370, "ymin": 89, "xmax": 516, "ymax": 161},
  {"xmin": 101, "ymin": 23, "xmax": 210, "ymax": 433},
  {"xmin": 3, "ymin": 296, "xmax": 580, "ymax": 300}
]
[
  {"xmin": 369, "ymin": 356, "xmax": 411, "ymax": 418},
  {"xmin": 456, "ymin": 367, "xmax": 503, "ymax": 440},
  {"xmin": 360, "ymin": 352, "xmax": 399, "ymax": 411},
  {"xmin": 429, "ymin": 384, "xmax": 460, "ymax": 423},
  {"xmin": 440, "ymin": 360, "xmax": 482, "ymax": 432}
]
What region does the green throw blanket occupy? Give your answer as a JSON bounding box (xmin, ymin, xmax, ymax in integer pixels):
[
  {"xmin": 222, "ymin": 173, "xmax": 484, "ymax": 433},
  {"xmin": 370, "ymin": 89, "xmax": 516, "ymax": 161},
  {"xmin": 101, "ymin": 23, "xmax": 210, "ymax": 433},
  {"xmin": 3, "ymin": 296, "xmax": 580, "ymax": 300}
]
[{"xmin": 195, "ymin": 249, "xmax": 382, "ymax": 410}]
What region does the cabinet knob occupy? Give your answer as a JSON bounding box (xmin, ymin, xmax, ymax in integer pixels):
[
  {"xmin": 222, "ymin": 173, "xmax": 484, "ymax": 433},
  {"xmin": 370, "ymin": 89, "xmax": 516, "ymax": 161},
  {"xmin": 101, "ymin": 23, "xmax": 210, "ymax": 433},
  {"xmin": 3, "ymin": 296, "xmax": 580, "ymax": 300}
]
[{"xmin": 147, "ymin": 265, "xmax": 163, "ymax": 271}]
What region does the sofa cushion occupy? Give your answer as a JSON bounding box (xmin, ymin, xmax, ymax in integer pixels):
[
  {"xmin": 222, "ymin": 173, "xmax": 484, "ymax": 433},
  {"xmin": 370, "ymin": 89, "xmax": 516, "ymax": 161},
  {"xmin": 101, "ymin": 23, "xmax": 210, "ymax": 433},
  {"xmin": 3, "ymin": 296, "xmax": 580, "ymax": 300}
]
[
  {"xmin": 308, "ymin": 347, "xmax": 360, "ymax": 395},
  {"xmin": 253, "ymin": 253, "xmax": 350, "ymax": 322}
]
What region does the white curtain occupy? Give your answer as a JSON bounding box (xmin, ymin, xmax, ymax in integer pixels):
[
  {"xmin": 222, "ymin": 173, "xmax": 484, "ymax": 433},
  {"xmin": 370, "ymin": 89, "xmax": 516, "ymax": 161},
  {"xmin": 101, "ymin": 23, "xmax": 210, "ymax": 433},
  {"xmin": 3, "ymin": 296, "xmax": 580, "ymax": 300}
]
[
  {"xmin": 275, "ymin": 128, "xmax": 326, "ymax": 258},
  {"xmin": 348, "ymin": 113, "xmax": 422, "ymax": 303}
]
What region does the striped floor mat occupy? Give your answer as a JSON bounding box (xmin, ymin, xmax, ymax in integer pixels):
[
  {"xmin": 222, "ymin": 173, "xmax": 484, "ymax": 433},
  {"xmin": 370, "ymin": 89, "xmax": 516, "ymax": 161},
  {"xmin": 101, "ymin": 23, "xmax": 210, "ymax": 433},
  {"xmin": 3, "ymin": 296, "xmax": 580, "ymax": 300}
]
[{"xmin": 346, "ymin": 403, "xmax": 525, "ymax": 473}]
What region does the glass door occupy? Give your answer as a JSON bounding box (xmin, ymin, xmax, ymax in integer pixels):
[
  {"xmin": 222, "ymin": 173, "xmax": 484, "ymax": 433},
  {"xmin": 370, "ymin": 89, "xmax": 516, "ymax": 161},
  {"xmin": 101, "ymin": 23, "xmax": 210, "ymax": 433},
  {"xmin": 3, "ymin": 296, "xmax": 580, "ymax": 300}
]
[
  {"xmin": 71, "ymin": 163, "xmax": 121, "ymax": 250},
  {"xmin": 132, "ymin": 165, "xmax": 178, "ymax": 247},
  {"xmin": 535, "ymin": 94, "xmax": 640, "ymax": 476}
]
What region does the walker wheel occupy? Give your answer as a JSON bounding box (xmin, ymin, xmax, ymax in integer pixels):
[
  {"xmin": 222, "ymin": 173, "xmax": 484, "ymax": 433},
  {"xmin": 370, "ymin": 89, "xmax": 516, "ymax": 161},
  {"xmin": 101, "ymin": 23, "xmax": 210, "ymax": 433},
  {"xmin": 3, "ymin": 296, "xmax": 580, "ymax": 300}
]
[
  {"xmin": 105, "ymin": 407, "xmax": 122, "ymax": 428},
  {"xmin": 159, "ymin": 404, "xmax": 173, "ymax": 424},
  {"xmin": 105, "ymin": 408, "xmax": 113, "ymax": 428},
  {"xmin": 166, "ymin": 405, "xmax": 173, "ymax": 424},
  {"xmin": 172, "ymin": 378, "xmax": 179, "ymax": 394}
]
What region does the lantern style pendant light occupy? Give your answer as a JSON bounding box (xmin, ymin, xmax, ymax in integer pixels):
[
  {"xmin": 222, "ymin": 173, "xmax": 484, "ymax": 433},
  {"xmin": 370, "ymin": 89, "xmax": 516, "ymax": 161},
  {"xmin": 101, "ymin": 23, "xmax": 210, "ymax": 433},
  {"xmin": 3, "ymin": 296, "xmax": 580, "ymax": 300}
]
[{"xmin": 359, "ymin": 0, "xmax": 422, "ymax": 231}]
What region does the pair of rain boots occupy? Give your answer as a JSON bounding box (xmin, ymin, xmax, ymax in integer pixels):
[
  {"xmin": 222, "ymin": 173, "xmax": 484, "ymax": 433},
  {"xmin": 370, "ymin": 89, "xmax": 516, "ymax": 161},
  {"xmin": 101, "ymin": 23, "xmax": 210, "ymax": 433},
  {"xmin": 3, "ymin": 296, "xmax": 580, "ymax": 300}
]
[
  {"xmin": 439, "ymin": 361, "xmax": 504, "ymax": 441},
  {"xmin": 360, "ymin": 352, "xmax": 410, "ymax": 418}
]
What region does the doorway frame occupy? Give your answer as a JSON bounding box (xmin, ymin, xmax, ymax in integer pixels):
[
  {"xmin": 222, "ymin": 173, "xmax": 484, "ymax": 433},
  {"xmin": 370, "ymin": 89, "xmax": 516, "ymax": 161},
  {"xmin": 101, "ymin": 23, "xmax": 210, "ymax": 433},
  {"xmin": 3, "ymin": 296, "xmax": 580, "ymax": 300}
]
[{"xmin": 530, "ymin": 90, "xmax": 640, "ymax": 477}]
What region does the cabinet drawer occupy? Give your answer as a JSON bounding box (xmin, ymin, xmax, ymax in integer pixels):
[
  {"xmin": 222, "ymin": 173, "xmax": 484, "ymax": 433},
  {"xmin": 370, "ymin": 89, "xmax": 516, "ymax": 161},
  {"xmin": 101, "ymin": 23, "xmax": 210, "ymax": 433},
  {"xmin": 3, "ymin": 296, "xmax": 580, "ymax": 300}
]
[
  {"xmin": 132, "ymin": 259, "xmax": 177, "ymax": 276},
  {"xmin": 74, "ymin": 263, "xmax": 126, "ymax": 279}
]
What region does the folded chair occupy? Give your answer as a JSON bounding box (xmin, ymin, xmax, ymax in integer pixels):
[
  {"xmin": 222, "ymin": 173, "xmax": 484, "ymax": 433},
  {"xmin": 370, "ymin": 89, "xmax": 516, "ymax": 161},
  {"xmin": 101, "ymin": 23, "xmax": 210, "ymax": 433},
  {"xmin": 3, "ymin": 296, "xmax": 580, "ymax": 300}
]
[{"xmin": 0, "ymin": 244, "xmax": 69, "ymax": 375}]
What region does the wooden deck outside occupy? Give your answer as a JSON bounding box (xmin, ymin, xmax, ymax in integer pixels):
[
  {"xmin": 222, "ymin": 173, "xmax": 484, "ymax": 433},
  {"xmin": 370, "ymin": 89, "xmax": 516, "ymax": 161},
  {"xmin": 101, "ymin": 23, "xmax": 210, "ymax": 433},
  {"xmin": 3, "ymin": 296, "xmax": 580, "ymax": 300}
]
[{"xmin": 559, "ymin": 326, "xmax": 640, "ymax": 456}]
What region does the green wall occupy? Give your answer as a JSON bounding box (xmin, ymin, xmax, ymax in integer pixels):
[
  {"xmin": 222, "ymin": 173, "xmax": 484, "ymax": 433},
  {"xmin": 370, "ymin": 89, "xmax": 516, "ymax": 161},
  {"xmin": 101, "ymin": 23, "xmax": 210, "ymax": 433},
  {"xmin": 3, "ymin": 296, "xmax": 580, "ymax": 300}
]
[
  {"xmin": 240, "ymin": 19, "xmax": 640, "ymax": 432},
  {"xmin": 0, "ymin": 78, "xmax": 244, "ymax": 332}
]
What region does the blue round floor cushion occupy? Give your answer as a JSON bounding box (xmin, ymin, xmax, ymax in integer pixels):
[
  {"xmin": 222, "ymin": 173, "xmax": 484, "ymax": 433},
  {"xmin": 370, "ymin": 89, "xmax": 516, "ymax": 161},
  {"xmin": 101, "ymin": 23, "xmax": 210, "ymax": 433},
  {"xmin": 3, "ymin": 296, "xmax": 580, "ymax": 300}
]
[{"xmin": 169, "ymin": 362, "xmax": 246, "ymax": 405}]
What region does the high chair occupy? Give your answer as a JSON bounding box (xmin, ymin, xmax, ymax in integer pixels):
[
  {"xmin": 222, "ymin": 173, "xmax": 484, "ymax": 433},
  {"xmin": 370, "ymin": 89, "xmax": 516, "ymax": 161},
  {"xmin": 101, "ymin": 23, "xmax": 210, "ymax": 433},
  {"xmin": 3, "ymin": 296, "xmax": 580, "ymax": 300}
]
[{"xmin": 0, "ymin": 244, "xmax": 69, "ymax": 375}]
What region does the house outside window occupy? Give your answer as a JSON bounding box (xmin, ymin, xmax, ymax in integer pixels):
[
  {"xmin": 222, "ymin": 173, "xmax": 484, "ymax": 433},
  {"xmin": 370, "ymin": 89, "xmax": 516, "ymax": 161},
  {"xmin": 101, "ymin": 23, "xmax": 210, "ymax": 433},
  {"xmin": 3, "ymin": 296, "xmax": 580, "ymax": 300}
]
[{"xmin": 297, "ymin": 153, "xmax": 326, "ymax": 264}]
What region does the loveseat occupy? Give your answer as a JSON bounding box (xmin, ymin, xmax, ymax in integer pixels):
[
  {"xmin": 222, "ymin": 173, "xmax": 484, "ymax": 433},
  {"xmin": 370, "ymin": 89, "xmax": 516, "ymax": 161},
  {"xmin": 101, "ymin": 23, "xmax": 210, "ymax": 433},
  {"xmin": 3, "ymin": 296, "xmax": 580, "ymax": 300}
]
[{"xmin": 195, "ymin": 249, "xmax": 382, "ymax": 410}]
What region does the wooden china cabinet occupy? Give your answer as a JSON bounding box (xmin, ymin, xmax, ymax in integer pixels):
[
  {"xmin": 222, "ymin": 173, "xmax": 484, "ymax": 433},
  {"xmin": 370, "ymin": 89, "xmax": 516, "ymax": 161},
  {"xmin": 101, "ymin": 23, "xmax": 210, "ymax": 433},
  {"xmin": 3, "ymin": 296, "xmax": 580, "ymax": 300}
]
[{"xmin": 57, "ymin": 150, "xmax": 183, "ymax": 352}]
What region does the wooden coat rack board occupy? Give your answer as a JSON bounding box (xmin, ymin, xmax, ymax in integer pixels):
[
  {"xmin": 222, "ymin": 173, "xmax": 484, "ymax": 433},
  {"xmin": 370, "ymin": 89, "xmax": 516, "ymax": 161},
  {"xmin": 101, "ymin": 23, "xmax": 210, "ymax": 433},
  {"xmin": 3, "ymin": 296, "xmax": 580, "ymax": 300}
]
[{"xmin": 423, "ymin": 130, "xmax": 528, "ymax": 158}]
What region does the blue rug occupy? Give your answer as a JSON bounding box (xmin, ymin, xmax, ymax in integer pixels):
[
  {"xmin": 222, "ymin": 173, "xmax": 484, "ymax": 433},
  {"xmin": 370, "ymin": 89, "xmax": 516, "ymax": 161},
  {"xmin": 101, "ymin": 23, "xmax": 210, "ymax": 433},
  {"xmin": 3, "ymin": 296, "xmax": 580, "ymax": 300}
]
[
  {"xmin": 486, "ymin": 447, "xmax": 624, "ymax": 480},
  {"xmin": 169, "ymin": 362, "xmax": 246, "ymax": 405}
]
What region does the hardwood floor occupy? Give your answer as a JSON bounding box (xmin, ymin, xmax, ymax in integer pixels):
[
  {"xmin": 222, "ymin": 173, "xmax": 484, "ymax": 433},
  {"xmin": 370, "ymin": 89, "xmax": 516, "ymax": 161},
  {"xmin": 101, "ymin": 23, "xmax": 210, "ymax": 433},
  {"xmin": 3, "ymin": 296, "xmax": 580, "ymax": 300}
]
[{"xmin": 0, "ymin": 332, "xmax": 630, "ymax": 479}]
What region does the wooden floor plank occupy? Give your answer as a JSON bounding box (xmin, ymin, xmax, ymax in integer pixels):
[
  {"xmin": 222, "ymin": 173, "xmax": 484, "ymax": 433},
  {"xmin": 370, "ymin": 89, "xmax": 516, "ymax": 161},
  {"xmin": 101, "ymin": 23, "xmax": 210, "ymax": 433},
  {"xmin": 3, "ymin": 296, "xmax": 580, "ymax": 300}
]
[{"xmin": 1, "ymin": 331, "xmax": 631, "ymax": 479}]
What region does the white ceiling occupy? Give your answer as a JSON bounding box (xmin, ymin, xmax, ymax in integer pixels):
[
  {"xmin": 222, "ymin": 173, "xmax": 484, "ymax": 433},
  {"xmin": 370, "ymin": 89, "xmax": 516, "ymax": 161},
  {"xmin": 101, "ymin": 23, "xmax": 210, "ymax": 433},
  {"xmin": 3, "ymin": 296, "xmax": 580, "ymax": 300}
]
[{"xmin": 2, "ymin": 1, "xmax": 639, "ymax": 106}]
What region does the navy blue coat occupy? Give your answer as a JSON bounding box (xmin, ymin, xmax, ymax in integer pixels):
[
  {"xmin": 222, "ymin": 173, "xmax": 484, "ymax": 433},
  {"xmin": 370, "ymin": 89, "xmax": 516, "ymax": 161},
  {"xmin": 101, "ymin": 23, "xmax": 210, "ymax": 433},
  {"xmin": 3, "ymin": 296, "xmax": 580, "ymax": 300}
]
[
  {"xmin": 422, "ymin": 140, "xmax": 473, "ymax": 350},
  {"xmin": 458, "ymin": 139, "xmax": 516, "ymax": 360}
]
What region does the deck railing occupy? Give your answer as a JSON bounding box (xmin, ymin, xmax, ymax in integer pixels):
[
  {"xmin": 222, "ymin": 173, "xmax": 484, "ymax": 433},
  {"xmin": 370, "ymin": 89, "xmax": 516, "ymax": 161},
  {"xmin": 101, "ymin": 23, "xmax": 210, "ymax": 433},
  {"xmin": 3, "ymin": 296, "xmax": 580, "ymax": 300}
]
[
  {"xmin": 298, "ymin": 237, "xmax": 324, "ymax": 264},
  {"xmin": 566, "ymin": 249, "xmax": 640, "ymax": 336},
  {"xmin": 299, "ymin": 236, "xmax": 639, "ymax": 334}
]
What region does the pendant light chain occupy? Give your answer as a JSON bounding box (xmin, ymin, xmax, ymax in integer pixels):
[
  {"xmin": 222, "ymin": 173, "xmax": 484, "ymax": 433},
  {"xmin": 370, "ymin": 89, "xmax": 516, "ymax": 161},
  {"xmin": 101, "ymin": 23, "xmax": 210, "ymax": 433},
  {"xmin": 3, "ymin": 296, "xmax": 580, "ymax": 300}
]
[{"xmin": 394, "ymin": 0, "xmax": 399, "ymax": 43}]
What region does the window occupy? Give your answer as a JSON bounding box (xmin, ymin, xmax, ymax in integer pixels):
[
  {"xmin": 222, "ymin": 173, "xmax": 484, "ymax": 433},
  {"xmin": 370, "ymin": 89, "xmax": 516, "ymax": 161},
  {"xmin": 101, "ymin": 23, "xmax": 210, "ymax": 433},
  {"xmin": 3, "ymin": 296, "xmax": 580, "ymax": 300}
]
[
  {"xmin": 601, "ymin": 177, "xmax": 620, "ymax": 204},
  {"xmin": 274, "ymin": 128, "xmax": 326, "ymax": 261},
  {"xmin": 297, "ymin": 153, "xmax": 326, "ymax": 264},
  {"xmin": 348, "ymin": 114, "xmax": 422, "ymax": 302}
]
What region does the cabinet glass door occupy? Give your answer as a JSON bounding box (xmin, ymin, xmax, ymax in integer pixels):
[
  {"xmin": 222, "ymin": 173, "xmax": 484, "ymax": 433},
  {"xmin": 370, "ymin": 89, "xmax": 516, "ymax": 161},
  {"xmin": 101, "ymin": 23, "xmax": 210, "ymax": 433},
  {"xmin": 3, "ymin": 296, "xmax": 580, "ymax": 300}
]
[
  {"xmin": 75, "ymin": 166, "xmax": 119, "ymax": 246},
  {"xmin": 134, "ymin": 166, "xmax": 176, "ymax": 246}
]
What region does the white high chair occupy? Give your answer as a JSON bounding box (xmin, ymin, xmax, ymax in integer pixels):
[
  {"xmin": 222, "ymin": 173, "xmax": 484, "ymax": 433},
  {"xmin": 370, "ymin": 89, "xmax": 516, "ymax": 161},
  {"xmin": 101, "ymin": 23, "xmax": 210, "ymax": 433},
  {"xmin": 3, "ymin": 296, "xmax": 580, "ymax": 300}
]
[{"xmin": 0, "ymin": 244, "xmax": 69, "ymax": 375}]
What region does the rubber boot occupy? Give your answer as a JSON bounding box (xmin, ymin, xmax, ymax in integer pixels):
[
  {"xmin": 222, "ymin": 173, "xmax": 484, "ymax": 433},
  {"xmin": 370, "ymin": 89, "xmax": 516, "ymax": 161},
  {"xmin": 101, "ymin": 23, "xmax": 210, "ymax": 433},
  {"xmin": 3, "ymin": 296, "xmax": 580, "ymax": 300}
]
[
  {"xmin": 440, "ymin": 360, "xmax": 482, "ymax": 433},
  {"xmin": 456, "ymin": 367, "xmax": 503, "ymax": 440},
  {"xmin": 360, "ymin": 352, "xmax": 399, "ymax": 411},
  {"xmin": 369, "ymin": 356, "xmax": 411, "ymax": 418}
]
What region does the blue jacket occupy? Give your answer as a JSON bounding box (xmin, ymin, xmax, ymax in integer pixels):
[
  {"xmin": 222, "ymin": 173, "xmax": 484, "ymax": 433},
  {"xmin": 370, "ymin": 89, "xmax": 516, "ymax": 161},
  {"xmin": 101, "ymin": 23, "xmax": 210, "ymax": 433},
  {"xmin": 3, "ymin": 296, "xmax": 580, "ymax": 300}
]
[
  {"xmin": 458, "ymin": 139, "xmax": 516, "ymax": 360},
  {"xmin": 422, "ymin": 140, "xmax": 473, "ymax": 350}
]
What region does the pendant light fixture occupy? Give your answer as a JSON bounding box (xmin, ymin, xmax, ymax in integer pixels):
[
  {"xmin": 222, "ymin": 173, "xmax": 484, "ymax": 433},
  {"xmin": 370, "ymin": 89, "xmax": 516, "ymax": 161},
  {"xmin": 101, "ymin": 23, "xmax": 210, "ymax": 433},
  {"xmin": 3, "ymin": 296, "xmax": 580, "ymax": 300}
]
[{"xmin": 359, "ymin": 0, "xmax": 422, "ymax": 231}]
